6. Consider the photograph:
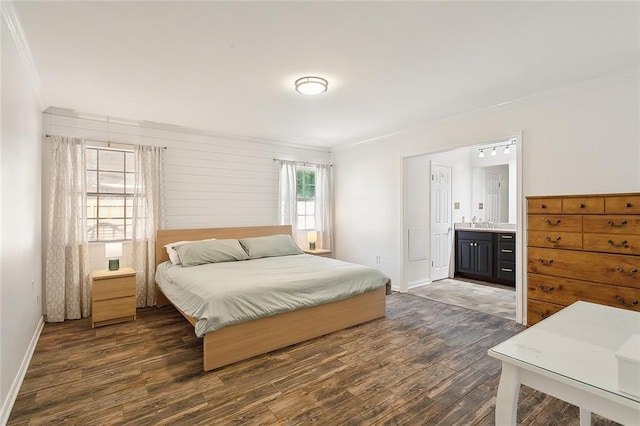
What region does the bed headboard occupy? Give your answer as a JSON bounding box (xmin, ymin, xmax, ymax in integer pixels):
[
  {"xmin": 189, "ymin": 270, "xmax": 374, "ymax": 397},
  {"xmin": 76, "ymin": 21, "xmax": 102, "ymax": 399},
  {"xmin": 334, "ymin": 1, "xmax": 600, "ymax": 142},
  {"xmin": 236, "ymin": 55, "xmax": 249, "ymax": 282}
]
[{"xmin": 155, "ymin": 225, "xmax": 293, "ymax": 267}]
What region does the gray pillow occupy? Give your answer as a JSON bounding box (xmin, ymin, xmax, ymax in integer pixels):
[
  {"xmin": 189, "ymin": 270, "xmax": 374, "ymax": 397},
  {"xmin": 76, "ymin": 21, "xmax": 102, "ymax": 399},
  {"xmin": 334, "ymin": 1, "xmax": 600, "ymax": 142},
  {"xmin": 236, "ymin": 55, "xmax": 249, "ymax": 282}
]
[
  {"xmin": 176, "ymin": 239, "xmax": 249, "ymax": 267},
  {"xmin": 239, "ymin": 234, "xmax": 304, "ymax": 259}
]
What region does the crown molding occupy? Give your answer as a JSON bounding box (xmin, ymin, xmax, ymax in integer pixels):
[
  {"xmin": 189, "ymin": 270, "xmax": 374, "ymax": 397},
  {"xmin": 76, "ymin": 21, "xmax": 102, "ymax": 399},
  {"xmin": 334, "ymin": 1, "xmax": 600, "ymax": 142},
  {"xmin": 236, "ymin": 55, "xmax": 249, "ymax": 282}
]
[
  {"xmin": 43, "ymin": 107, "xmax": 332, "ymax": 154},
  {"xmin": 1, "ymin": 1, "xmax": 47, "ymax": 110},
  {"xmin": 333, "ymin": 67, "xmax": 640, "ymax": 151}
]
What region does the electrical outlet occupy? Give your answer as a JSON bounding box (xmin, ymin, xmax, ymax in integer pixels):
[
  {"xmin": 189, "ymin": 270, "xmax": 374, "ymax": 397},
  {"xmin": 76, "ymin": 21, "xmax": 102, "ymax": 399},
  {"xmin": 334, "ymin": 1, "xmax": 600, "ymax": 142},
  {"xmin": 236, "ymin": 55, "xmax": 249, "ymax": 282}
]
[{"xmin": 375, "ymin": 255, "xmax": 381, "ymax": 264}]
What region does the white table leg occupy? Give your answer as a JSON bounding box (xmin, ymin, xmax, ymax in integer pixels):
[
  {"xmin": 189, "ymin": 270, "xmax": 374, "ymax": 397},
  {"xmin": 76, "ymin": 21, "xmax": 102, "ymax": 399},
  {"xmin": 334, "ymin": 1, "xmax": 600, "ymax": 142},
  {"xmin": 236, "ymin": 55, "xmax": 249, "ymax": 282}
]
[
  {"xmin": 495, "ymin": 362, "xmax": 521, "ymax": 426},
  {"xmin": 579, "ymin": 407, "xmax": 591, "ymax": 426}
]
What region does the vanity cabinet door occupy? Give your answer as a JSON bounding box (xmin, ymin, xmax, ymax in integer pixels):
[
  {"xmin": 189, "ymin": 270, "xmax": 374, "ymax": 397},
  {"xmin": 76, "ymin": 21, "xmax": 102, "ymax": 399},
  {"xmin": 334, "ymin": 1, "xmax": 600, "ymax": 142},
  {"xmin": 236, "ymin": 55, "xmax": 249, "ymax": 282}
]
[{"xmin": 455, "ymin": 231, "xmax": 494, "ymax": 279}]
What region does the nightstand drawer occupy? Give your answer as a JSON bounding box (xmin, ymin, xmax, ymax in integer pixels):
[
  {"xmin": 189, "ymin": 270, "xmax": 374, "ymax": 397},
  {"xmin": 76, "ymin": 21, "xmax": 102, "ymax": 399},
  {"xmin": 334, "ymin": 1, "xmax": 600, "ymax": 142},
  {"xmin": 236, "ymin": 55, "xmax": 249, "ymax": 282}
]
[
  {"xmin": 92, "ymin": 296, "xmax": 136, "ymax": 323},
  {"xmin": 93, "ymin": 276, "xmax": 136, "ymax": 301}
]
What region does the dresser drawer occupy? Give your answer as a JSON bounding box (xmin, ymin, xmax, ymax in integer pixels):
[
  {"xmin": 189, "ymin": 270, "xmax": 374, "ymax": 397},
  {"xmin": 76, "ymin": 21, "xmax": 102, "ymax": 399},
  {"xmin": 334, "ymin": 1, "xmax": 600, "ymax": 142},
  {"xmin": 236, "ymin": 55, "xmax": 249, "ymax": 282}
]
[
  {"xmin": 528, "ymin": 247, "xmax": 640, "ymax": 288},
  {"xmin": 605, "ymin": 195, "xmax": 640, "ymax": 214},
  {"xmin": 562, "ymin": 197, "xmax": 604, "ymax": 214},
  {"xmin": 527, "ymin": 230, "xmax": 582, "ymax": 250},
  {"xmin": 527, "ymin": 215, "xmax": 582, "ymax": 232},
  {"xmin": 528, "ymin": 273, "xmax": 640, "ymax": 312},
  {"xmin": 583, "ymin": 216, "xmax": 640, "ymax": 235},
  {"xmin": 583, "ymin": 233, "xmax": 640, "ymax": 255},
  {"xmin": 527, "ymin": 299, "xmax": 564, "ymax": 326},
  {"xmin": 93, "ymin": 276, "xmax": 136, "ymax": 301},
  {"xmin": 92, "ymin": 296, "xmax": 136, "ymax": 323},
  {"xmin": 527, "ymin": 198, "xmax": 562, "ymax": 214}
]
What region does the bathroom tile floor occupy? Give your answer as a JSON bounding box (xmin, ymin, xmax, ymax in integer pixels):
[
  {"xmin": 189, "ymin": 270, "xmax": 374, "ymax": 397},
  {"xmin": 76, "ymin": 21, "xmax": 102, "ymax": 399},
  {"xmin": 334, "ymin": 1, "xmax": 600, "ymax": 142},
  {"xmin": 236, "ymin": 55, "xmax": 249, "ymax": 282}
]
[{"xmin": 409, "ymin": 278, "xmax": 516, "ymax": 321}]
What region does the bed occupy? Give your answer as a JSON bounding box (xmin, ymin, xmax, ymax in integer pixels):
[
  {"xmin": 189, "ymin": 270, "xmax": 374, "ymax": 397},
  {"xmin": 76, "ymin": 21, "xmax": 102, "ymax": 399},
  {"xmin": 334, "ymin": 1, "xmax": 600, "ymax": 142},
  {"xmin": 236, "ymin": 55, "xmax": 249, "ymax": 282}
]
[{"xmin": 155, "ymin": 225, "xmax": 389, "ymax": 371}]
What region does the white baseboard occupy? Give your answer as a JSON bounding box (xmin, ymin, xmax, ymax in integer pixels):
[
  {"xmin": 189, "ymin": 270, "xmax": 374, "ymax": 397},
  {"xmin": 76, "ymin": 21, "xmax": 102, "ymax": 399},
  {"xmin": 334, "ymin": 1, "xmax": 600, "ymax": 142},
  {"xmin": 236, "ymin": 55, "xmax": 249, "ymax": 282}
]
[
  {"xmin": 0, "ymin": 316, "xmax": 44, "ymax": 426},
  {"xmin": 408, "ymin": 279, "xmax": 432, "ymax": 290}
]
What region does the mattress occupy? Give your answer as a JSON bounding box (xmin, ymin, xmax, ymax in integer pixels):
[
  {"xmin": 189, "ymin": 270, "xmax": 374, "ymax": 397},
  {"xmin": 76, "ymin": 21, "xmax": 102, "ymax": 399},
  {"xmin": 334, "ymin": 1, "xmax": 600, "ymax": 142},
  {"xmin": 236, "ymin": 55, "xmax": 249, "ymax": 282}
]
[{"xmin": 155, "ymin": 253, "xmax": 390, "ymax": 337}]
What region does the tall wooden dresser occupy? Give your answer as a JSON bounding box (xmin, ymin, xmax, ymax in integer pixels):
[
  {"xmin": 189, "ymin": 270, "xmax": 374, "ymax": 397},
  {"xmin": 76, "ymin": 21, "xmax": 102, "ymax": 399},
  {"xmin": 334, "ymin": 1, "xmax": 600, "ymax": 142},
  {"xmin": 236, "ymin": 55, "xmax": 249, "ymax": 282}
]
[{"xmin": 526, "ymin": 193, "xmax": 640, "ymax": 326}]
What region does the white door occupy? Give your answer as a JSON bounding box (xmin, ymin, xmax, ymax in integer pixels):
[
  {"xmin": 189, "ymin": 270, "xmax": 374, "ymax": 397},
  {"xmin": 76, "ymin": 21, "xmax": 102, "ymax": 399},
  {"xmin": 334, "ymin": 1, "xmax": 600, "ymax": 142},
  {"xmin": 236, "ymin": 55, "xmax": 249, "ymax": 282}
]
[
  {"xmin": 430, "ymin": 164, "xmax": 452, "ymax": 281},
  {"xmin": 485, "ymin": 171, "xmax": 500, "ymax": 223}
]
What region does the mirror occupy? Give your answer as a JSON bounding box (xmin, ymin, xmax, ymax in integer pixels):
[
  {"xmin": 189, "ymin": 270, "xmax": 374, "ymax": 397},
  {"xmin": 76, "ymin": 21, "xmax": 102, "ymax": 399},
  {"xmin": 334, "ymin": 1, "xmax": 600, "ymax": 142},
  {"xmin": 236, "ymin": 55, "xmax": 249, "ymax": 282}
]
[{"xmin": 471, "ymin": 164, "xmax": 510, "ymax": 223}]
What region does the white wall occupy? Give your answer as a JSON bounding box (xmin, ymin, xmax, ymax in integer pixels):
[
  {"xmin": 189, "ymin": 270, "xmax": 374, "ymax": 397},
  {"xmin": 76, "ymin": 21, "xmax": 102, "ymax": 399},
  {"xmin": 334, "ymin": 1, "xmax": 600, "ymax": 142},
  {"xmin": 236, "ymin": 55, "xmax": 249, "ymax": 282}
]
[
  {"xmin": 41, "ymin": 112, "xmax": 331, "ymax": 273},
  {"xmin": 403, "ymin": 148, "xmax": 472, "ymax": 288},
  {"xmin": 334, "ymin": 71, "xmax": 640, "ymax": 294},
  {"xmin": 1, "ymin": 11, "xmax": 44, "ymax": 424}
]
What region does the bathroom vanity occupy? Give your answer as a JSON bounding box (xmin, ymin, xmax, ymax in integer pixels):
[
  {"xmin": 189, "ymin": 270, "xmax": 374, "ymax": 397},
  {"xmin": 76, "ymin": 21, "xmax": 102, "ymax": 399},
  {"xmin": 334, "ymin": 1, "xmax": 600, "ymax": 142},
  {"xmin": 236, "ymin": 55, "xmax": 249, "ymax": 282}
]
[{"xmin": 454, "ymin": 225, "xmax": 516, "ymax": 286}]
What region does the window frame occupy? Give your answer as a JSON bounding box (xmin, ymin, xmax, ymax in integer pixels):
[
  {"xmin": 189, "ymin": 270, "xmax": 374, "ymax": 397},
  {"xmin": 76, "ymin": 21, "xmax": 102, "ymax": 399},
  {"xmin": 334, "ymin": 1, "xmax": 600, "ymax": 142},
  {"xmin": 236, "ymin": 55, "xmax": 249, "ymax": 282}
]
[
  {"xmin": 296, "ymin": 167, "xmax": 316, "ymax": 231},
  {"xmin": 86, "ymin": 145, "xmax": 135, "ymax": 242}
]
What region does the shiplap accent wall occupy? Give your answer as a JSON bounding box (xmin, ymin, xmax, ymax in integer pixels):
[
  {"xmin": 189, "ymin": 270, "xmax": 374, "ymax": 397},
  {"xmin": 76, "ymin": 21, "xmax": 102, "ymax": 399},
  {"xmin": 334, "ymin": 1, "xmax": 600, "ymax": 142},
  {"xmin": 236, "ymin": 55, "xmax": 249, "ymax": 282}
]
[{"xmin": 42, "ymin": 112, "xmax": 331, "ymax": 270}]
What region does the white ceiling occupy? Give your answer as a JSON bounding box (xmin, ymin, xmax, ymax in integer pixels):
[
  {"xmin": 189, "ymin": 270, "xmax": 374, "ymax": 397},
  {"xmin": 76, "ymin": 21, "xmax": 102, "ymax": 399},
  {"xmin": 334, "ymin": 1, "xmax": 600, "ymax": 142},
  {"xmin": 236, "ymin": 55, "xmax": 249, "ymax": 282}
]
[{"xmin": 13, "ymin": 1, "xmax": 640, "ymax": 148}]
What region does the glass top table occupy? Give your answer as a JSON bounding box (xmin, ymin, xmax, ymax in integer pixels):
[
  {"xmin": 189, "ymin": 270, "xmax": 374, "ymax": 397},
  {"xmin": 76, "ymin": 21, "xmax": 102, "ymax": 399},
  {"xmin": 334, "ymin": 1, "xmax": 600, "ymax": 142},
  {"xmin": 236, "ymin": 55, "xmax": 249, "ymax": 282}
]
[{"xmin": 488, "ymin": 301, "xmax": 640, "ymax": 425}]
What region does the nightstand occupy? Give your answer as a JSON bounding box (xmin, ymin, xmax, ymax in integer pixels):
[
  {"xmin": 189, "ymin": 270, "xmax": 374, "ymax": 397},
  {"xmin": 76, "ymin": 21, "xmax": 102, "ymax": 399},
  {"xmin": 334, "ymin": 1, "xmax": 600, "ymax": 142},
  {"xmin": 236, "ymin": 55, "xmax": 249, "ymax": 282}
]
[
  {"xmin": 303, "ymin": 248, "xmax": 334, "ymax": 258},
  {"xmin": 91, "ymin": 267, "xmax": 136, "ymax": 328}
]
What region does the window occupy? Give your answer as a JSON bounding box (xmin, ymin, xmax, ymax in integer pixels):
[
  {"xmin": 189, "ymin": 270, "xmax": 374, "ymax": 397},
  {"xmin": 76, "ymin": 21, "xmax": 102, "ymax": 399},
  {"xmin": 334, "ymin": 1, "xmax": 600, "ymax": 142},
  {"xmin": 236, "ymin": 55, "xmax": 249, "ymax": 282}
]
[
  {"xmin": 296, "ymin": 168, "xmax": 315, "ymax": 230},
  {"xmin": 86, "ymin": 147, "xmax": 134, "ymax": 242}
]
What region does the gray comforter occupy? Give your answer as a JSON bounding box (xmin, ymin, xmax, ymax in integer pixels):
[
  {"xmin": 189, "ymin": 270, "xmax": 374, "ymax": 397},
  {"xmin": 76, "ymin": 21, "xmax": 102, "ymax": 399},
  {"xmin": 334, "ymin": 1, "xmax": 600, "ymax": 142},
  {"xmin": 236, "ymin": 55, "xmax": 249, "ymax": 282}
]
[{"xmin": 155, "ymin": 254, "xmax": 390, "ymax": 337}]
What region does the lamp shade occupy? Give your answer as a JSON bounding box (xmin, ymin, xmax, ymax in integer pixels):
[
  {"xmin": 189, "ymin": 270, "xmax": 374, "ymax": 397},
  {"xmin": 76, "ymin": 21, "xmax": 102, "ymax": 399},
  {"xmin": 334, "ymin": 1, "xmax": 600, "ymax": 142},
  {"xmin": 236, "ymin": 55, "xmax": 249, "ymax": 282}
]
[
  {"xmin": 105, "ymin": 242, "xmax": 123, "ymax": 258},
  {"xmin": 307, "ymin": 231, "xmax": 318, "ymax": 243}
]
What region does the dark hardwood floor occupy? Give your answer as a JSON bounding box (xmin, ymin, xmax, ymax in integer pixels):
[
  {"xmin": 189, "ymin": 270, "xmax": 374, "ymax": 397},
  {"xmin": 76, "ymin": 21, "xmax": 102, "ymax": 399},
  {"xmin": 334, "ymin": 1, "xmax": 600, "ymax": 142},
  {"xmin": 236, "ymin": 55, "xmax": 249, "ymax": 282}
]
[{"xmin": 8, "ymin": 293, "xmax": 620, "ymax": 425}]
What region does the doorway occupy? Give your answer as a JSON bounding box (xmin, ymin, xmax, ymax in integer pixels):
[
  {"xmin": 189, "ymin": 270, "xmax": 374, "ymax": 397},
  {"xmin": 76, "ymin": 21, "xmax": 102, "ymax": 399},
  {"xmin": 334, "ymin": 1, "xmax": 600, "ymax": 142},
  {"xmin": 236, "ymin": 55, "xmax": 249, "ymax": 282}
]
[{"xmin": 402, "ymin": 133, "xmax": 524, "ymax": 323}]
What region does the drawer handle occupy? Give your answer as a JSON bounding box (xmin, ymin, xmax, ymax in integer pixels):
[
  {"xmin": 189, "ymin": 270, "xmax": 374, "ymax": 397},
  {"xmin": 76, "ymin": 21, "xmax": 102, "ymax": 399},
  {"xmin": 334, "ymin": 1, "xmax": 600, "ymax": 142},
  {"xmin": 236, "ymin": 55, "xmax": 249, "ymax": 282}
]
[
  {"xmin": 607, "ymin": 239, "xmax": 629, "ymax": 248},
  {"xmin": 540, "ymin": 204, "xmax": 547, "ymax": 209},
  {"xmin": 537, "ymin": 285, "xmax": 555, "ymax": 293},
  {"xmin": 543, "ymin": 219, "xmax": 561, "ymax": 226},
  {"xmin": 607, "ymin": 220, "xmax": 628, "ymax": 228},
  {"xmin": 579, "ymin": 203, "xmax": 586, "ymax": 209},
  {"xmin": 616, "ymin": 296, "xmax": 638, "ymax": 308},
  {"xmin": 501, "ymin": 249, "xmax": 513, "ymax": 253},
  {"xmin": 544, "ymin": 236, "xmax": 562, "ymax": 243},
  {"xmin": 501, "ymin": 268, "xmax": 513, "ymax": 272},
  {"xmin": 615, "ymin": 267, "xmax": 638, "ymax": 276},
  {"xmin": 538, "ymin": 311, "xmax": 547, "ymax": 319},
  {"xmin": 537, "ymin": 258, "xmax": 554, "ymax": 266},
  {"xmin": 625, "ymin": 203, "xmax": 633, "ymax": 208},
  {"xmin": 501, "ymin": 235, "xmax": 513, "ymax": 239}
]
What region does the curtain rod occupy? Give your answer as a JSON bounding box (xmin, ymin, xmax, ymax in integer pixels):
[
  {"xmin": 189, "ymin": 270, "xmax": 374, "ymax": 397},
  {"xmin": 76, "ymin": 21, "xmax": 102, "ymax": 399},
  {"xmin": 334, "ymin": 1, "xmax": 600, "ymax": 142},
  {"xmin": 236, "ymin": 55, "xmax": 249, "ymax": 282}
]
[
  {"xmin": 45, "ymin": 134, "xmax": 167, "ymax": 150},
  {"xmin": 273, "ymin": 158, "xmax": 332, "ymax": 167}
]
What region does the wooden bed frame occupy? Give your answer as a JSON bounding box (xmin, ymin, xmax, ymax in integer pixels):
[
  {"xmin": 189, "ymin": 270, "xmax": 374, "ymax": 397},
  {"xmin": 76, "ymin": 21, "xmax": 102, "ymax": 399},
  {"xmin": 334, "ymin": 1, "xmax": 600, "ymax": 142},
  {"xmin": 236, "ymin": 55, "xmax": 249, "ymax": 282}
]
[{"xmin": 155, "ymin": 225, "xmax": 387, "ymax": 371}]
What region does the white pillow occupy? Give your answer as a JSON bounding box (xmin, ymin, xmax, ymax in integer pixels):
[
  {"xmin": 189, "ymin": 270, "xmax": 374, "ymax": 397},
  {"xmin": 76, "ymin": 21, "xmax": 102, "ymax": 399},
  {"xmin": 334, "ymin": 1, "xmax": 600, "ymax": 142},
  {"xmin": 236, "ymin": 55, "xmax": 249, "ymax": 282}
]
[{"xmin": 164, "ymin": 238, "xmax": 216, "ymax": 265}]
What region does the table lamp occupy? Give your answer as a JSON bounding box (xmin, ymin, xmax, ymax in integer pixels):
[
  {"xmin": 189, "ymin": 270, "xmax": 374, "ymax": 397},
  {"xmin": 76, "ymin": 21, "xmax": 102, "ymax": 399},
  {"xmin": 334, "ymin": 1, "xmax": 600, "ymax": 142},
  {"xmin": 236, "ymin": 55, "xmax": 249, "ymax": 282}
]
[
  {"xmin": 105, "ymin": 242, "xmax": 123, "ymax": 271},
  {"xmin": 307, "ymin": 231, "xmax": 317, "ymax": 250}
]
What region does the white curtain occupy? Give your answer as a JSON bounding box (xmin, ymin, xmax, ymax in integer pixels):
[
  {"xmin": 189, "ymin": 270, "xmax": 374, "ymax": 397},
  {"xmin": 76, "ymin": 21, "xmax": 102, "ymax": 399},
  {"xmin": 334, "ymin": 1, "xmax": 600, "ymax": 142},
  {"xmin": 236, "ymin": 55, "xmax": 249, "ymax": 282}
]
[
  {"xmin": 45, "ymin": 136, "xmax": 91, "ymax": 322},
  {"xmin": 278, "ymin": 160, "xmax": 298, "ymax": 231},
  {"xmin": 131, "ymin": 145, "xmax": 164, "ymax": 307},
  {"xmin": 315, "ymin": 164, "xmax": 334, "ymax": 250}
]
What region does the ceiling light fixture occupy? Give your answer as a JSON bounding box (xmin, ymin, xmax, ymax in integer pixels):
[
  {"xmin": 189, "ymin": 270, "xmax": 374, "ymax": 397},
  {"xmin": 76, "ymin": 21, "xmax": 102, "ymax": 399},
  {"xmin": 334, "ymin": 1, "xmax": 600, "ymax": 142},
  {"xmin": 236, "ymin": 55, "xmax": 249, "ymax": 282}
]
[
  {"xmin": 491, "ymin": 147, "xmax": 497, "ymax": 156},
  {"xmin": 295, "ymin": 76, "xmax": 328, "ymax": 95},
  {"xmin": 504, "ymin": 145, "xmax": 511, "ymax": 154},
  {"xmin": 479, "ymin": 149, "xmax": 485, "ymax": 158}
]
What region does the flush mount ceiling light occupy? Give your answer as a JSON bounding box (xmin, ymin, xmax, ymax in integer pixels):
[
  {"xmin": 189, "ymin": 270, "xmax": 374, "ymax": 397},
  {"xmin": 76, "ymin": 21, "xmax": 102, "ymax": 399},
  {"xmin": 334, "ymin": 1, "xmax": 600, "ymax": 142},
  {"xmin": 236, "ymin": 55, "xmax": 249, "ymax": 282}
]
[{"xmin": 295, "ymin": 76, "xmax": 328, "ymax": 95}]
